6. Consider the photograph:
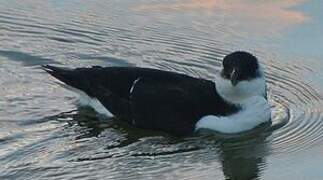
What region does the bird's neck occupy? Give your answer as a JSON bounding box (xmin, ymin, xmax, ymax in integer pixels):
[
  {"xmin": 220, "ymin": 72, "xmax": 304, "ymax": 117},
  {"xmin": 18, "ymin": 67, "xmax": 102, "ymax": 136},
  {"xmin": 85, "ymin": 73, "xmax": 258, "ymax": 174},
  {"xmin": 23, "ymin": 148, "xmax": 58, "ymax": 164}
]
[
  {"xmin": 215, "ymin": 73, "xmax": 267, "ymax": 105},
  {"xmin": 194, "ymin": 72, "xmax": 270, "ymax": 134},
  {"xmin": 195, "ymin": 75, "xmax": 270, "ymax": 133}
]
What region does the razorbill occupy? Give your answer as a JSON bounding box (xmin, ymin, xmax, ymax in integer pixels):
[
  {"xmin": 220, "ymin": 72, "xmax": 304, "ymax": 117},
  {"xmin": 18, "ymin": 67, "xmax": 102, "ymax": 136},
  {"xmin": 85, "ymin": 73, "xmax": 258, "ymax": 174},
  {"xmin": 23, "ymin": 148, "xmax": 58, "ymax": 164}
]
[{"xmin": 43, "ymin": 51, "xmax": 271, "ymax": 136}]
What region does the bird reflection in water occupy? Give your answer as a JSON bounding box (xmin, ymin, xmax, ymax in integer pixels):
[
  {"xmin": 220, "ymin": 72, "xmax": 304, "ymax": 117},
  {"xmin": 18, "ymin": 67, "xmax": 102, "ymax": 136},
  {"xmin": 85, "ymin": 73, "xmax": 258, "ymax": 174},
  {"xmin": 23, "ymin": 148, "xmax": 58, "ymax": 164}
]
[
  {"xmin": 214, "ymin": 125, "xmax": 272, "ymax": 180},
  {"xmin": 55, "ymin": 107, "xmax": 272, "ymax": 180}
]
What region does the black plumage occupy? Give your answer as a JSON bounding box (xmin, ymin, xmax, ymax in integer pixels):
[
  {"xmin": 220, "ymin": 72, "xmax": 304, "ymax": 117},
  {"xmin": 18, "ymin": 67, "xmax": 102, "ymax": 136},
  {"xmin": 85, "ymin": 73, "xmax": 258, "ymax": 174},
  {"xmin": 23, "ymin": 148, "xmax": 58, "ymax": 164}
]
[{"xmin": 43, "ymin": 65, "xmax": 239, "ymax": 136}]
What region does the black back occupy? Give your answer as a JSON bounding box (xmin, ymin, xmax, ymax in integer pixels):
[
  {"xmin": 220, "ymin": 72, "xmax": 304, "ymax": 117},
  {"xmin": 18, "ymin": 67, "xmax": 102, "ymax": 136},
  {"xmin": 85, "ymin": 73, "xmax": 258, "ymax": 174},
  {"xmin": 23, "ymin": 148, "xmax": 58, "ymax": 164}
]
[{"xmin": 43, "ymin": 65, "xmax": 239, "ymax": 136}]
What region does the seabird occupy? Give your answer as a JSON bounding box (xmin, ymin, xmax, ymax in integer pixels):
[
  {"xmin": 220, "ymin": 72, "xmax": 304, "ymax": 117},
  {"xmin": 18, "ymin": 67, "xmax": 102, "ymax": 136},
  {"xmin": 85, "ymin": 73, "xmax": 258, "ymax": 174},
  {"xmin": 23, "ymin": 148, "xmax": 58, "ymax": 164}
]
[{"xmin": 43, "ymin": 51, "xmax": 271, "ymax": 136}]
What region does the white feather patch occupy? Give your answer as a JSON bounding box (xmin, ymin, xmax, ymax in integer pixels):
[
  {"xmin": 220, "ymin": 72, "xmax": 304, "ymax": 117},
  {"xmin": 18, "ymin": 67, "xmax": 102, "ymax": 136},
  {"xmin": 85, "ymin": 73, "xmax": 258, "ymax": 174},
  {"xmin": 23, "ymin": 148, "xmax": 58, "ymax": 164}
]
[
  {"xmin": 215, "ymin": 70, "xmax": 267, "ymax": 103},
  {"xmin": 129, "ymin": 77, "xmax": 142, "ymax": 95},
  {"xmin": 195, "ymin": 69, "xmax": 270, "ymax": 133},
  {"xmin": 63, "ymin": 84, "xmax": 114, "ymax": 117},
  {"xmin": 195, "ymin": 96, "xmax": 271, "ymax": 133}
]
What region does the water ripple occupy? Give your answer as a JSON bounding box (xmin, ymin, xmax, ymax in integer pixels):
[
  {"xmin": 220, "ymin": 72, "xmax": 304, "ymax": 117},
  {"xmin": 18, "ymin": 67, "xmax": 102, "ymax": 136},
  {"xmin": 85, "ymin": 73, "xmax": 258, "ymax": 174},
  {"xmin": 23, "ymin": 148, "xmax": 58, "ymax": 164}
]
[{"xmin": 1, "ymin": 0, "xmax": 323, "ymax": 179}]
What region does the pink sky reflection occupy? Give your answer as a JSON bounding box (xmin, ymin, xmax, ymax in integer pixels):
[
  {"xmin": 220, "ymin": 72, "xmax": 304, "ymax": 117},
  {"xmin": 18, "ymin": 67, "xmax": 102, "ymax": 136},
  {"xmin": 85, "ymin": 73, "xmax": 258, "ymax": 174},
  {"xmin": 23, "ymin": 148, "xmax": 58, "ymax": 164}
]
[{"xmin": 135, "ymin": 0, "xmax": 309, "ymax": 36}]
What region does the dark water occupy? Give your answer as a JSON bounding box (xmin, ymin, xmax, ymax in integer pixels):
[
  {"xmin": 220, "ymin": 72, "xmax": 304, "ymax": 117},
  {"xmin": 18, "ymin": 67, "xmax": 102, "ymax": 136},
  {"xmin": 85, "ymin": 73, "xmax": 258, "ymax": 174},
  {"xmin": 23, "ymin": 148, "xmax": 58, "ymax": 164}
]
[{"xmin": 1, "ymin": 0, "xmax": 323, "ymax": 179}]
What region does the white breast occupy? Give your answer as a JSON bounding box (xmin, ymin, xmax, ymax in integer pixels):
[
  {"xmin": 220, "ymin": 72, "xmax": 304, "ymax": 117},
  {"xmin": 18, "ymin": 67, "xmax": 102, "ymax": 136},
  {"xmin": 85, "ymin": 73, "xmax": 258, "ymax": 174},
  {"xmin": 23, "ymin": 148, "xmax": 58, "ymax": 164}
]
[{"xmin": 195, "ymin": 96, "xmax": 271, "ymax": 134}]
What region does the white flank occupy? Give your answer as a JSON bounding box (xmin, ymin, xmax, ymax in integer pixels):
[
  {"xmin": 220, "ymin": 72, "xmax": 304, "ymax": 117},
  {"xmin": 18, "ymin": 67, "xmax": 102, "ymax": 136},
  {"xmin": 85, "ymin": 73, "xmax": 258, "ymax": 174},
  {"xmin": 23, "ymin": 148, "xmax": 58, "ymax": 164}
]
[
  {"xmin": 78, "ymin": 93, "xmax": 114, "ymax": 117},
  {"xmin": 64, "ymin": 85, "xmax": 114, "ymax": 117}
]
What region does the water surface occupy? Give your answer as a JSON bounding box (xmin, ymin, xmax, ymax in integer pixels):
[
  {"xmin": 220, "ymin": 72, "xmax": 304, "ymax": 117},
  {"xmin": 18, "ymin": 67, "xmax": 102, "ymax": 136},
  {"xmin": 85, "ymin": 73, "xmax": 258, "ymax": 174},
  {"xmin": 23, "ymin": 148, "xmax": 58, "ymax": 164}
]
[{"xmin": 1, "ymin": 0, "xmax": 323, "ymax": 179}]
